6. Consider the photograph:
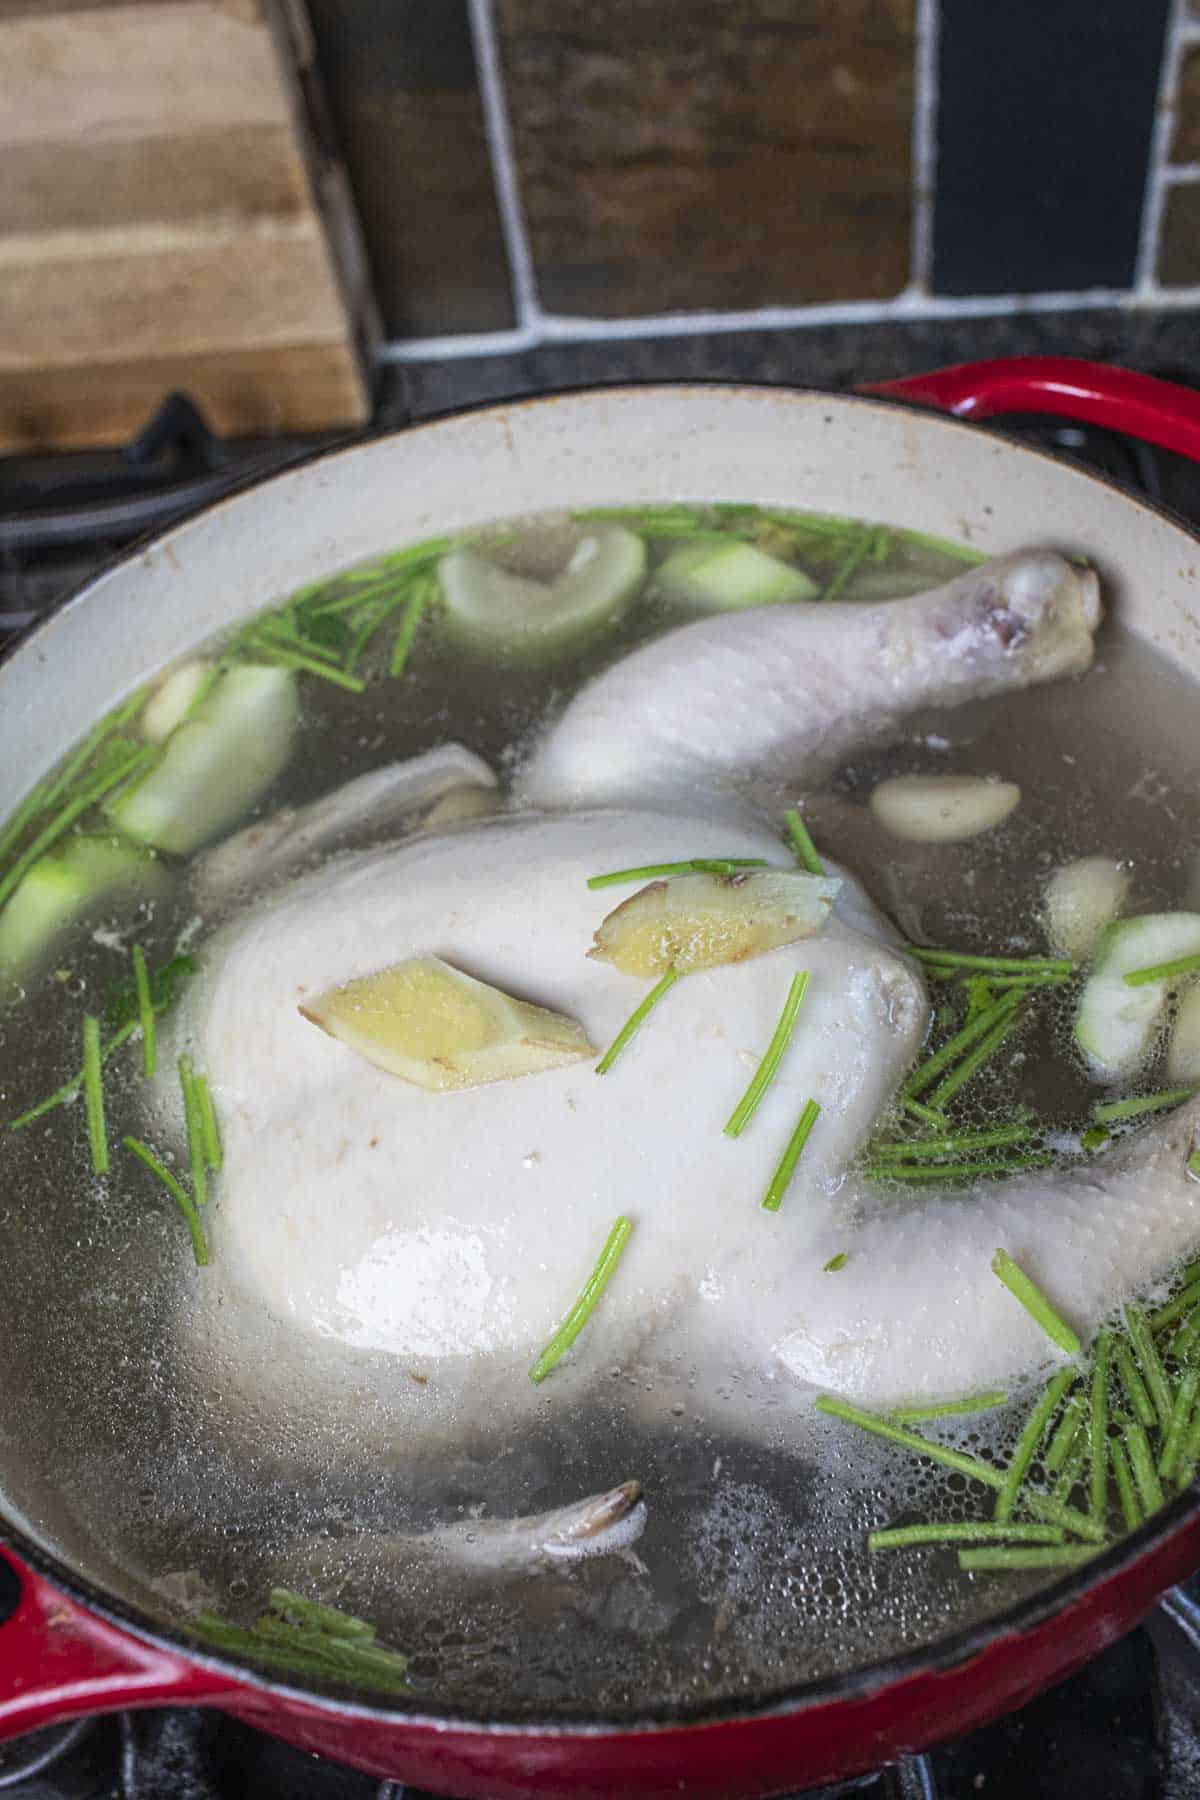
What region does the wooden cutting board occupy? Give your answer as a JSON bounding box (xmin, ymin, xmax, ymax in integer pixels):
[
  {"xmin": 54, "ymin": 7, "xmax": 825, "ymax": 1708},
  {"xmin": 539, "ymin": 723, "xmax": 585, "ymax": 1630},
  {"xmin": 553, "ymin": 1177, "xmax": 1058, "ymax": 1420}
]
[{"xmin": 0, "ymin": 0, "xmax": 376, "ymax": 451}]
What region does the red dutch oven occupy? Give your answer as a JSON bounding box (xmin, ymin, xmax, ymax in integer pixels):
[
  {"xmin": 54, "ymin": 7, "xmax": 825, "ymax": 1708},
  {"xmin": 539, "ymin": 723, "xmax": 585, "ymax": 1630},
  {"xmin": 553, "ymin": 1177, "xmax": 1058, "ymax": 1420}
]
[{"xmin": 4, "ymin": 357, "xmax": 1200, "ymax": 1798}]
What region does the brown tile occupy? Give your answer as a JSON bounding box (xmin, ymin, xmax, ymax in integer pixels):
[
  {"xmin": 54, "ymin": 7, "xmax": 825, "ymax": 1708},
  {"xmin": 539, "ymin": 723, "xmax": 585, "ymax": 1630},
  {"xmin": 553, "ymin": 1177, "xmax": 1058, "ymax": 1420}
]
[
  {"xmin": 1173, "ymin": 44, "xmax": 1200, "ymax": 162},
  {"xmin": 496, "ymin": 0, "xmax": 915, "ymax": 317},
  {"xmin": 306, "ymin": 0, "xmax": 515, "ymax": 337},
  {"xmin": 1159, "ymin": 180, "xmax": 1200, "ymax": 285}
]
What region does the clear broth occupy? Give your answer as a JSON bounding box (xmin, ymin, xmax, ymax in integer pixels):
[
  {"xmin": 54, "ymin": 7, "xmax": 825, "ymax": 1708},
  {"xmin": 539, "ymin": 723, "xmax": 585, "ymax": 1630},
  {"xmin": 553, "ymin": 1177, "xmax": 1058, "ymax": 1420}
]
[{"xmin": 0, "ymin": 507, "xmax": 1195, "ymax": 1717}]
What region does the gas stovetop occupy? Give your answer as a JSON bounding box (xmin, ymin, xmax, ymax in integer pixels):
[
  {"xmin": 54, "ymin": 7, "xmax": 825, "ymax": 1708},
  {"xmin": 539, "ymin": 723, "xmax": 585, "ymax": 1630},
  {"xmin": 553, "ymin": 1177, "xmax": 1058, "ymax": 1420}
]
[
  {"xmin": 2, "ymin": 381, "xmax": 1200, "ymax": 1800},
  {"xmin": 3, "ymin": 1585, "xmax": 1200, "ymax": 1799}
]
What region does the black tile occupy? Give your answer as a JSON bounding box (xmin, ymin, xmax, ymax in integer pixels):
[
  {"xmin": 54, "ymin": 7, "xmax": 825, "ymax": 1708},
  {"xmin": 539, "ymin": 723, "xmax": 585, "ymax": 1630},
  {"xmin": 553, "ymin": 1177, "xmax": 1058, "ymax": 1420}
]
[
  {"xmin": 933, "ymin": 0, "xmax": 1170, "ymax": 295},
  {"xmin": 305, "ymin": 0, "xmax": 516, "ymax": 339}
]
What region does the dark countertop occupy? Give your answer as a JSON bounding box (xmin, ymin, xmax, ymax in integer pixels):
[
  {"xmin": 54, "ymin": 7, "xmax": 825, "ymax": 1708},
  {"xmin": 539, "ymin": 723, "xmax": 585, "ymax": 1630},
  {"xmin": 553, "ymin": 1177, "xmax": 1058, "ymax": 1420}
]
[{"xmin": 380, "ymin": 304, "xmax": 1200, "ymax": 424}]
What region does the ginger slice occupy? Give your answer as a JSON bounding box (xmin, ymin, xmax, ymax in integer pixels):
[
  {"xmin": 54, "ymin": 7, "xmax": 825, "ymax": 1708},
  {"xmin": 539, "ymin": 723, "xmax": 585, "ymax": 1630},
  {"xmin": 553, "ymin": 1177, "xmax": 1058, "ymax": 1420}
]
[
  {"xmin": 589, "ymin": 869, "xmax": 841, "ymax": 977},
  {"xmin": 299, "ymin": 956, "xmax": 594, "ymax": 1092}
]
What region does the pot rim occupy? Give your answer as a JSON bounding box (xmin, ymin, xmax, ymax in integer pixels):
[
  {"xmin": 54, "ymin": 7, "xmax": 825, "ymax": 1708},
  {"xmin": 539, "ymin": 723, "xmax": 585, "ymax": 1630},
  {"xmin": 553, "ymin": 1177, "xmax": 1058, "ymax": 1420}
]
[{"xmin": 5, "ymin": 378, "xmax": 1200, "ymax": 1736}]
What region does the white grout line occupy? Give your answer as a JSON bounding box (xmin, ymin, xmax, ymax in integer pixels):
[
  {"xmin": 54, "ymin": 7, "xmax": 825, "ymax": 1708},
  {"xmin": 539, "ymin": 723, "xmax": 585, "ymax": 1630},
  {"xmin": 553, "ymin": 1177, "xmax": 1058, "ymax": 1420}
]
[
  {"xmin": 1163, "ymin": 159, "xmax": 1200, "ymax": 181},
  {"xmin": 376, "ymin": 281, "xmax": 1200, "ymax": 365},
  {"xmin": 907, "ymin": 0, "xmax": 941, "ymax": 294},
  {"xmin": 1135, "ymin": 0, "xmax": 1192, "ymax": 290},
  {"xmin": 465, "ymin": 0, "xmax": 541, "ymax": 329},
  {"xmin": 391, "ymin": 0, "xmax": 1200, "ymax": 370}
]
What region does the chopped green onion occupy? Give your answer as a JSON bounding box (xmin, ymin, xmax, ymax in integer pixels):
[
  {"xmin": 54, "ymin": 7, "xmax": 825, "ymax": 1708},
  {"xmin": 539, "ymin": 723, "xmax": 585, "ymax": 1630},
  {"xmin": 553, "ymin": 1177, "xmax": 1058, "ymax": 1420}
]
[
  {"xmin": 783, "ymin": 809, "xmax": 824, "ymax": 876},
  {"xmin": 993, "ymin": 1367, "xmax": 1078, "ymax": 1522},
  {"xmin": 9, "ymin": 1018, "xmax": 139, "ymax": 1131},
  {"xmin": 927, "ymin": 1009, "xmax": 1023, "ymax": 1110},
  {"xmin": 908, "ymin": 948, "xmax": 1074, "ymax": 975},
  {"xmin": 1113, "ymin": 1339, "xmax": 1157, "ymax": 1428},
  {"xmin": 1151, "ymin": 1277, "xmax": 1200, "ymax": 1333},
  {"xmin": 868, "ymin": 1522, "xmax": 1063, "ymax": 1551},
  {"xmin": 1080, "ymin": 1125, "xmax": 1109, "ymax": 1153},
  {"xmin": 1110, "ymin": 1438, "xmax": 1142, "ymax": 1530},
  {"xmin": 82, "ymin": 1013, "xmax": 107, "ymax": 1176},
  {"xmin": 303, "ymin": 573, "xmax": 413, "ymax": 619},
  {"xmin": 528, "ymin": 1216, "xmax": 632, "ymax": 1384},
  {"xmin": 902, "ymin": 993, "xmax": 1020, "ymax": 1100},
  {"xmin": 902, "ymin": 1097, "xmax": 949, "ymax": 1128},
  {"xmin": 815, "ymin": 1395, "xmax": 1003, "ymax": 1489},
  {"xmin": 0, "ymin": 691, "xmax": 145, "ymax": 867},
  {"xmin": 571, "ymin": 504, "xmax": 710, "ymax": 533},
  {"xmin": 867, "ymin": 1154, "xmax": 1053, "ymax": 1185},
  {"xmin": 178, "ymin": 1054, "xmax": 207, "ymax": 1209},
  {"xmin": 389, "ymin": 579, "xmax": 431, "ymax": 680},
  {"xmin": 1093, "ymin": 1086, "xmax": 1198, "ymax": 1125},
  {"xmin": 254, "ymin": 613, "xmax": 345, "ymax": 666},
  {"xmin": 991, "ymin": 1249, "xmax": 1081, "ymax": 1355},
  {"xmin": 958, "ymin": 1546, "xmax": 1096, "ymax": 1571},
  {"xmin": 1123, "ymin": 1419, "xmax": 1165, "ymax": 1514},
  {"xmin": 956, "ymin": 971, "xmax": 1072, "ymax": 989},
  {"xmin": 1050, "ymin": 1436, "xmax": 1089, "ymax": 1506},
  {"xmin": 964, "ymin": 977, "xmax": 997, "ymax": 1020},
  {"xmin": 1124, "ymin": 951, "xmax": 1200, "ymax": 987},
  {"xmin": 1124, "ymin": 1305, "xmax": 1173, "ymax": 1432},
  {"xmin": 595, "ymin": 968, "xmax": 680, "ymax": 1075},
  {"xmin": 132, "ymin": 945, "xmax": 155, "ymax": 1079},
  {"xmin": 246, "ymin": 637, "xmax": 366, "ymax": 692},
  {"xmin": 122, "ymin": 1136, "xmax": 209, "ymax": 1266},
  {"xmin": 823, "ymin": 1252, "xmax": 847, "ymax": 1272},
  {"xmin": 1090, "ymin": 1331, "xmax": 1112, "ymax": 1520},
  {"xmin": 105, "ymin": 950, "xmax": 196, "ymax": 1034},
  {"xmin": 891, "ymin": 1390, "xmax": 1008, "ymax": 1423},
  {"xmin": 870, "ymin": 1123, "xmax": 1035, "ymax": 1161},
  {"xmin": 1044, "ymin": 1396, "xmax": 1086, "ymax": 1476},
  {"xmin": 724, "ymin": 971, "xmax": 810, "ymax": 1137},
  {"xmin": 819, "ymin": 529, "xmax": 875, "ymax": 600},
  {"xmin": 0, "ymin": 742, "xmax": 156, "ymax": 914},
  {"xmin": 303, "ymin": 540, "xmax": 453, "ymax": 616},
  {"xmin": 762, "ymin": 1097, "xmax": 821, "ymax": 1212},
  {"xmin": 194, "ymin": 1074, "xmax": 222, "ymax": 1172},
  {"xmin": 587, "ymin": 857, "xmax": 767, "ymax": 891},
  {"xmin": 1159, "ymin": 1369, "xmax": 1199, "ymax": 1482},
  {"xmin": 1020, "ymin": 1492, "xmax": 1107, "ymax": 1544},
  {"xmin": 1177, "ymin": 1395, "xmax": 1200, "ymax": 1480},
  {"xmin": 190, "ymin": 1589, "xmax": 411, "ymax": 1694},
  {"xmin": 1171, "ymin": 1307, "xmax": 1200, "ymax": 1366}
]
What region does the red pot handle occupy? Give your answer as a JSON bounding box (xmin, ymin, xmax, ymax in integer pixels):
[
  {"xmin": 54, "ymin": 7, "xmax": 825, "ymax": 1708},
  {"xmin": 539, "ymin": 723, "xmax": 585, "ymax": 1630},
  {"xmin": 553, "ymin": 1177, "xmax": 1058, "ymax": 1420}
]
[
  {"xmin": 0, "ymin": 1543, "xmax": 238, "ymax": 1740},
  {"xmin": 860, "ymin": 356, "xmax": 1200, "ymax": 463}
]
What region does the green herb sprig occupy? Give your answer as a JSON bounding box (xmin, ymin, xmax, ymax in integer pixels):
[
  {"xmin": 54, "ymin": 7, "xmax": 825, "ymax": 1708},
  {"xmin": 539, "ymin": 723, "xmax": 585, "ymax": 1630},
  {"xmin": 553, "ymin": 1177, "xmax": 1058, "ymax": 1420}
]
[
  {"xmin": 1124, "ymin": 952, "xmax": 1200, "ymax": 987},
  {"xmin": 587, "ymin": 857, "xmax": 767, "ymax": 891},
  {"xmin": 724, "ymin": 971, "xmax": 810, "ymax": 1137},
  {"xmin": 595, "ymin": 969, "xmax": 680, "ymax": 1074},
  {"xmin": 529, "ymin": 1216, "xmax": 633, "ymax": 1384},
  {"xmin": 122, "ymin": 1136, "xmax": 209, "ymax": 1266},
  {"xmin": 762, "ymin": 1098, "xmax": 821, "ymax": 1211},
  {"xmin": 991, "ymin": 1250, "xmax": 1081, "ymax": 1355},
  {"xmin": 783, "ymin": 809, "xmax": 824, "ymax": 876},
  {"xmin": 1093, "ymin": 1086, "xmax": 1198, "ymax": 1125},
  {"xmin": 82, "ymin": 1014, "xmax": 107, "ymax": 1176},
  {"xmin": 191, "ymin": 1589, "xmax": 411, "ymax": 1694}
]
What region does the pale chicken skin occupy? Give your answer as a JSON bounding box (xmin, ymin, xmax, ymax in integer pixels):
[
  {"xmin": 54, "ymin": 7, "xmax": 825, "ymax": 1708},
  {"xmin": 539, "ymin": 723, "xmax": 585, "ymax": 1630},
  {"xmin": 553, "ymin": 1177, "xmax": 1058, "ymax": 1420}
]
[
  {"xmin": 183, "ymin": 810, "xmax": 926, "ymax": 1420},
  {"xmin": 173, "ymin": 548, "xmax": 1162, "ymax": 1437}
]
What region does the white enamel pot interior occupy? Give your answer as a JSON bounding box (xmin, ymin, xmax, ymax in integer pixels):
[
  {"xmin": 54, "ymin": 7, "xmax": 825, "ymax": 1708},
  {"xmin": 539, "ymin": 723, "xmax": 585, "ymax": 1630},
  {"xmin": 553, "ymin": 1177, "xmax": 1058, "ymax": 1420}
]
[{"xmin": 4, "ymin": 383, "xmax": 1199, "ymax": 799}]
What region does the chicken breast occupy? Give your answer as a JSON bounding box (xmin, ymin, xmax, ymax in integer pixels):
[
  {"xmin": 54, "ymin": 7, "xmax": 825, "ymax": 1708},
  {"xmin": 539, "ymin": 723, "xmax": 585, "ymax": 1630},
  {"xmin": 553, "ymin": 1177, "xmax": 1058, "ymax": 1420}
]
[{"xmin": 178, "ymin": 809, "xmax": 927, "ymax": 1431}]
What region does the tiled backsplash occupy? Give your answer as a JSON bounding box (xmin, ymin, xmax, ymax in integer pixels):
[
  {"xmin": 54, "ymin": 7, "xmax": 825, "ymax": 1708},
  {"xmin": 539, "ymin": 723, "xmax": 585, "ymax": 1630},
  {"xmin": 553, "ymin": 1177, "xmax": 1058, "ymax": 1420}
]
[{"xmin": 304, "ymin": 0, "xmax": 1200, "ymax": 364}]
